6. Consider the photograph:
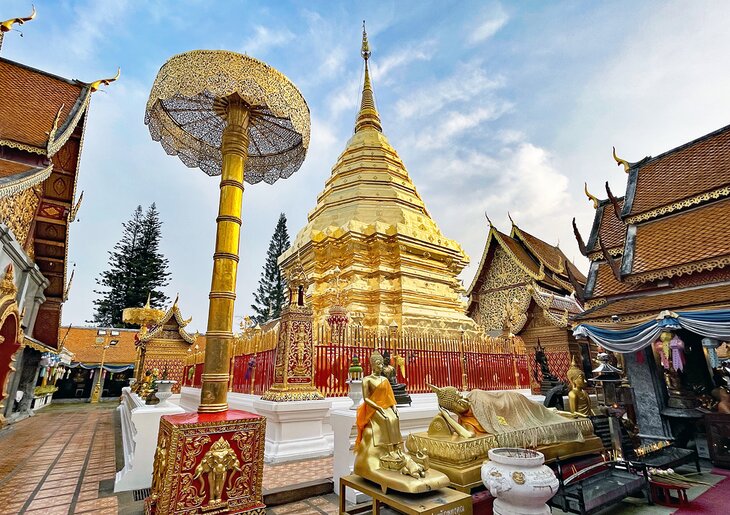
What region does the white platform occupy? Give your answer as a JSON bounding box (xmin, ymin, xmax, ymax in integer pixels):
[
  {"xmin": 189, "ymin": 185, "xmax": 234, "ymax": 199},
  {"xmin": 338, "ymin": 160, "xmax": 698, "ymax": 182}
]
[
  {"xmin": 114, "ymin": 387, "xmax": 185, "ymax": 492},
  {"xmin": 179, "ymin": 387, "xmax": 333, "ymax": 464}
]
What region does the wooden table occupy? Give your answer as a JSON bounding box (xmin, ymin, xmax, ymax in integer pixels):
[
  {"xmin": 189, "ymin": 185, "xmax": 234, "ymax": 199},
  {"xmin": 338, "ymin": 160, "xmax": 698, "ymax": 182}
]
[{"xmin": 339, "ymin": 474, "xmax": 473, "ymax": 515}]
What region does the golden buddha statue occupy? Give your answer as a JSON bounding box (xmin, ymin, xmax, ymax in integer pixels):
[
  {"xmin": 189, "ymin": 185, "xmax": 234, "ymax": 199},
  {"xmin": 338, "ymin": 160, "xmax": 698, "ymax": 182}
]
[
  {"xmin": 567, "ymin": 356, "xmax": 593, "ymax": 417},
  {"xmin": 354, "ymin": 351, "xmax": 449, "ymax": 494}
]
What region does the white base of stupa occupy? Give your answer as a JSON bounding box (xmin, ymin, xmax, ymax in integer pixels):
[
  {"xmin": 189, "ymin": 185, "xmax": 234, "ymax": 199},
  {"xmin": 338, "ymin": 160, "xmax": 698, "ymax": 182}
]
[{"xmin": 114, "ymin": 387, "xmax": 185, "ymax": 492}]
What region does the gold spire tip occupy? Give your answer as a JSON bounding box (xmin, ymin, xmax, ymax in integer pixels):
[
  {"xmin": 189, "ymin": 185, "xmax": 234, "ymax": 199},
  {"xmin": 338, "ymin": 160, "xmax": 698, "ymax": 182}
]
[{"xmin": 361, "ymin": 20, "xmax": 370, "ymax": 61}]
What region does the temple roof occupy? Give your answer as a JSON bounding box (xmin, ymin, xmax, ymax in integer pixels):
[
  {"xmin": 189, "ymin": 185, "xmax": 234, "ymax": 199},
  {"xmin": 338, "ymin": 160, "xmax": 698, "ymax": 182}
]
[
  {"xmin": 623, "ymin": 123, "xmax": 730, "ymax": 220},
  {"xmin": 63, "ymin": 327, "xmax": 138, "ymax": 365},
  {"xmin": 584, "ymin": 261, "xmax": 649, "ymax": 298},
  {"xmin": 575, "ymin": 282, "xmax": 730, "ymax": 321},
  {"xmin": 0, "ymin": 159, "xmax": 53, "ymax": 198},
  {"xmin": 137, "ymin": 296, "xmax": 196, "ymax": 345},
  {"xmin": 585, "ymin": 197, "xmax": 626, "ymax": 258},
  {"xmin": 0, "ymin": 58, "xmax": 90, "ymax": 155},
  {"xmin": 511, "ymin": 224, "xmax": 586, "ymax": 283},
  {"xmin": 622, "ymin": 195, "xmax": 730, "ymax": 282},
  {"xmin": 467, "ymin": 225, "xmax": 571, "ymax": 295}
]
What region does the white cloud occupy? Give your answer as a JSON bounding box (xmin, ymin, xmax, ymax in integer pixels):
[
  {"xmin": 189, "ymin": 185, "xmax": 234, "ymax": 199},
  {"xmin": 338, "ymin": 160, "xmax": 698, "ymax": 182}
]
[
  {"xmin": 370, "ymin": 40, "xmax": 435, "ymax": 83},
  {"xmin": 469, "ymin": 6, "xmax": 509, "ymax": 44},
  {"xmin": 395, "ymin": 64, "xmax": 504, "ymax": 119},
  {"xmin": 66, "ymin": 0, "xmax": 130, "ymax": 59},
  {"xmin": 242, "ymin": 25, "xmax": 295, "ymax": 56}
]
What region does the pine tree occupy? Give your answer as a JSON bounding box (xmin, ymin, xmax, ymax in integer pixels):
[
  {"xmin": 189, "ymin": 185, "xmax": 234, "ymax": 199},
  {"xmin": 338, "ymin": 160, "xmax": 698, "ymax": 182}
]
[
  {"xmin": 251, "ymin": 213, "xmax": 290, "ymax": 324},
  {"xmin": 91, "ymin": 204, "xmax": 171, "ymax": 327}
]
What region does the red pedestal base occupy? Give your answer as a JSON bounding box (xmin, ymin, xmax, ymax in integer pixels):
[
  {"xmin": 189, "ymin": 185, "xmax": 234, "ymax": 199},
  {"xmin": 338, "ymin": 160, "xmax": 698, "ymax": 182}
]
[{"xmin": 144, "ymin": 410, "xmax": 266, "ymax": 515}]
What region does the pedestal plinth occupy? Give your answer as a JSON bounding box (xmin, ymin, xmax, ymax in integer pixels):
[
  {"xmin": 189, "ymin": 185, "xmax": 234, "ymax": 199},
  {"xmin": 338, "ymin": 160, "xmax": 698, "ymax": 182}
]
[{"xmin": 145, "ymin": 410, "xmax": 266, "ymax": 515}]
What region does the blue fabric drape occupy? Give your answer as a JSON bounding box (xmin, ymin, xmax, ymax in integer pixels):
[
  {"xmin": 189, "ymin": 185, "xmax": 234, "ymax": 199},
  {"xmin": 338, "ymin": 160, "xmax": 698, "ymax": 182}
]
[{"xmin": 573, "ymin": 307, "xmax": 730, "ymax": 353}]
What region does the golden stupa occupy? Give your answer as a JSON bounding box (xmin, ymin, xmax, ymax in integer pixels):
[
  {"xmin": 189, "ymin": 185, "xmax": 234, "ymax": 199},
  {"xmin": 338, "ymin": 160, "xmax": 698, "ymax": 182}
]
[{"xmin": 280, "ymin": 25, "xmax": 476, "ymax": 334}]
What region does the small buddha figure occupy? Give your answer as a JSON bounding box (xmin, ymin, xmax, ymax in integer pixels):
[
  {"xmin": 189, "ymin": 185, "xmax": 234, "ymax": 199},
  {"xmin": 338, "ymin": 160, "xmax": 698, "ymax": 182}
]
[
  {"xmin": 381, "ymin": 351, "xmax": 412, "ymax": 406},
  {"xmin": 566, "ymin": 356, "xmax": 593, "ymax": 417},
  {"xmin": 354, "ymin": 351, "xmax": 448, "ymax": 493}
]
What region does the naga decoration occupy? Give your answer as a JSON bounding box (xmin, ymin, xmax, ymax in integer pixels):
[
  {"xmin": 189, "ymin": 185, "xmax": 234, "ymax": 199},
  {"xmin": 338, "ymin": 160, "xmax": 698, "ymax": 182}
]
[
  {"xmin": 87, "ymin": 68, "xmax": 121, "ymax": 93},
  {"xmin": 0, "ymin": 5, "xmax": 36, "ymax": 52},
  {"xmin": 572, "ymin": 217, "xmax": 588, "ymax": 256},
  {"xmin": 584, "ymin": 182, "xmax": 599, "ymax": 209},
  {"xmin": 612, "ymin": 146, "xmax": 631, "ymax": 173},
  {"xmin": 605, "ymin": 181, "xmax": 623, "ymax": 220}
]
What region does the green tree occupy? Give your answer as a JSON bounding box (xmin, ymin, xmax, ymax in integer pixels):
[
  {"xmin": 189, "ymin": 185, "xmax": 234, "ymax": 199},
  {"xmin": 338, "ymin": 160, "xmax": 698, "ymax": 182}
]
[
  {"xmin": 251, "ymin": 213, "xmax": 290, "ymax": 324},
  {"xmin": 91, "ymin": 204, "xmax": 171, "ymax": 327}
]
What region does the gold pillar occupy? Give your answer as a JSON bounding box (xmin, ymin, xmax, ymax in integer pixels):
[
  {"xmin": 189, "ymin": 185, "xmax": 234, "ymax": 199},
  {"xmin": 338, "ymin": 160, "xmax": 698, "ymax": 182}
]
[{"xmin": 199, "ymin": 96, "xmax": 250, "ymax": 413}]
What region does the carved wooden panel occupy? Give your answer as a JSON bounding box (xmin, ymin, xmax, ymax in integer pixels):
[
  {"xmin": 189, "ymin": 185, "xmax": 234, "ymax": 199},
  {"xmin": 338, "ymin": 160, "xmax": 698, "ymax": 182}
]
[
  {"xmin": 35, "ymin": 221, "xmax": 66, "ymax": 242},
  {"xmin": 474, "ymin": 247, "xmax": 531, "ymax": 331}
]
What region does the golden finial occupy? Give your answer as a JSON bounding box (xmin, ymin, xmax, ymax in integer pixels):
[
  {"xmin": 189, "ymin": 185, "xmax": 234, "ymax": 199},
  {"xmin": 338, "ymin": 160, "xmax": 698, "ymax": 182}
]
[
  {"xmin": 88, "ymin": 67, "xmax": 121, "ymax": 93},
  {"xmin": 507, "ymin": 212, "xmax": 516, "ymax": 226},
  {"xmin": 1, "ymin": 5, "xmax": 36, "ymax": 34},
  {"xmin": 355, "ymin": 22, "xmax": 381, "ymax": 133},
  {"xmin": 612, "ymin": 146, "xmax": 630, "ymax": 173},
  {"xmin": 584, "ymin": 182, "xmax": 599, "ymax": 209},
  {"xmin": 144, "ymin": 292, "xmax": 152, "ymax": 309},
  {"xmin": 361, "ymin": 20, "xmax": 370, "ymax": 61},
  {"xmin": 484, "ymin": 211, "xmax": 493, "ymax": 226}
]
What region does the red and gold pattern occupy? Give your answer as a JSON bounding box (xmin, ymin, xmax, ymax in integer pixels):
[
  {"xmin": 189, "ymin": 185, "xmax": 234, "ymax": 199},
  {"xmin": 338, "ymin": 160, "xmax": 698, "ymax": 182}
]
[
  {"xmin": 144, "ymin": 358, "xmax": 186, "ymax": 393},
  {"xmin": 145, "ymin": 410, "xmax": 266, "ymax": 515},
  {"xmin": 261, "ymin": 305, "xmax": 324, "ymax": 401}
]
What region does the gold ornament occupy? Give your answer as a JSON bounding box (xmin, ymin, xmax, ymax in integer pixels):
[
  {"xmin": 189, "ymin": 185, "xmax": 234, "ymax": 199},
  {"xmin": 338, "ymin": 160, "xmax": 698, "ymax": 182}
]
[{"xmin": 193, "ymin": 437, "xmax": 242, "ymax": 506}]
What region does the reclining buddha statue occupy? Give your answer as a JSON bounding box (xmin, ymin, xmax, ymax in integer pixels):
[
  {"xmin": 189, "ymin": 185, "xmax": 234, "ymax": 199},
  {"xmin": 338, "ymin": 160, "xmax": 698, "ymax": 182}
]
[
  {"xmin": 354, "ymin": 351, "xmax": 449, "ymax": 494},
  {"xmin": 406, "ymin": 386, "xmax": 604, "ymax": 491}
]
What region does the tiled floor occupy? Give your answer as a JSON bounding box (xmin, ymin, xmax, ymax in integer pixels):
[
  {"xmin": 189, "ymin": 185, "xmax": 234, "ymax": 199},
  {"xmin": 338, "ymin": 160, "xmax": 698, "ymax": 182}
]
[
  {"xmin": 263, "ymin": 456, "xmax": 333, "ymax": 491},
  {"xmin": 0, "ymin": 402, "xmax": 118, "ymax": 515},
  {"xmin": 0, "ymin": 403, "xmax": 336, "ymax": 514}
]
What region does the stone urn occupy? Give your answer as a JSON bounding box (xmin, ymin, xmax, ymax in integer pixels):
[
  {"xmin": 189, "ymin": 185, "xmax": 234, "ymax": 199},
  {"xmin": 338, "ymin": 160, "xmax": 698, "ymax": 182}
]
[
  {"xmin": 128, "ymin": 378, "xmax": 137, "ymax": 388},
  {"xmin": 155, "ymin": 380, "xmax": 177, "ymax": 407},
  {"xmin": 481, "ymin": 448, "xmax": 559, "ymax": 515}
]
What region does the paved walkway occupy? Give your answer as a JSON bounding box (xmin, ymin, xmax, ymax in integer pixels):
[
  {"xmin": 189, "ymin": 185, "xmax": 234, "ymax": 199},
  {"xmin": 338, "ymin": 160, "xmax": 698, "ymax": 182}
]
[
  {"xmin": 0, "ymin": 403, "xmax": 336, "ymax": 514},
  {"xmin": 0, "ymin": 403, "xmax": 118, "ymax": 514}
]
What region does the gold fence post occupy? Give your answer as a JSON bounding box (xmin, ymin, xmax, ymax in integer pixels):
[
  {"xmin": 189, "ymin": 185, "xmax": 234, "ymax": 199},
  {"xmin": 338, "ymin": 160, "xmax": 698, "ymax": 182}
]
[{"xmin": 460, "ymin": 328, "xmax": 468, "ymax": 391}]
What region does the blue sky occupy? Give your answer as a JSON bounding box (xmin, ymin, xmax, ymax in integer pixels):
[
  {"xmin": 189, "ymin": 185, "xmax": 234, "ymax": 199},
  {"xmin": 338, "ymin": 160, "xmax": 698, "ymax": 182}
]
[{"xmin": 3, "ymin": 1, "xmax": 730, "ymax": 332}]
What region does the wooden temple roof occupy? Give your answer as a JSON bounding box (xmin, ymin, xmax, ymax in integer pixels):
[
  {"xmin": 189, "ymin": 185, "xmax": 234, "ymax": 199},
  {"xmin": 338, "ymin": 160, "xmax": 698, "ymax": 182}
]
[
  {"xmin": 511, "ymin": 225, "xmax": 586, "ymax": 283},
  {"xmin": 585, "ymin": 197, "xmax": 626, "ymax": 258},
  {"xmin": 62, "ymin": 327, "xmax": 138, "ymax": 365},
  {"xmin": 575, "ymin": 282, "xmax": 730, "ymax": 322},
  {"xmin": 622, "ymin": 196, "xmax": 730, "ymax": 282},
  {"xmin": 623, "ymin": 123, "xmax": 730, "ymax": 220},
  {"xmin": 573, "ymin": 123, "xmax": 730, "ymax": 323},
  {"xmin": 0, "ymin": 56, "xmax": 94, "ymax": 350},
  {"xmin": 0, "ymin": 58, "xmax": 89, "ymax": 154}
]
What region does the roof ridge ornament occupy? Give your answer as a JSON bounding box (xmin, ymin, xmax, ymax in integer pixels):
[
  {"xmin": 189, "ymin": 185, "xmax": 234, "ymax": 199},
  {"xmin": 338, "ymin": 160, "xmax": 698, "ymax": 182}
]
[
  {"xmin": 484, "ymin": 211, "xmax": 493, "ymax": 227},
  {"xmin": 604, "ymin": 181, "xmax": 623, "ymax": 220},
  {"xmin": 584, "ymin": 182, "xmax": 599, "ymax": 209},
  {"xmin": 87, "ymin": 67, "xmax": 121, "ymax": 93},
  {"xmin": 572, "ymin": 217, "xmax": 588, "ymax": 256},
  {"xmin": 0, "ymin": 5, "xmax": 36, "ymax": 52},
  {"xmin": 507, "ymin": 212, "xmax": 516, "ymax": 226},
  {"xmin": 612, "ymin": 146, "xmax": 631, "ymax": 173}
]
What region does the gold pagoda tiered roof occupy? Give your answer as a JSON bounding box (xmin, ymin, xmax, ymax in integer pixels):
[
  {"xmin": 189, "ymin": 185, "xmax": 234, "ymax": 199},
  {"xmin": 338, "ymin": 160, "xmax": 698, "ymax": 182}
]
[{"xmin": 280, "ymin": 25, "xmax": 475, "ymax": 332}]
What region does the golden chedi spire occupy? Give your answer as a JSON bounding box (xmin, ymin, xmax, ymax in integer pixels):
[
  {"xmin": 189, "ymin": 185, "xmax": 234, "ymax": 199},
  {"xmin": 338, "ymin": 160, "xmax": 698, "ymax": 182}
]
[
  {"xmin": 280, "ymin": 24, "xmax": 476, "ymax": 334},
  {"xmin": 355, "ymin": 21, "xmax": 382, "ymax": 133}
]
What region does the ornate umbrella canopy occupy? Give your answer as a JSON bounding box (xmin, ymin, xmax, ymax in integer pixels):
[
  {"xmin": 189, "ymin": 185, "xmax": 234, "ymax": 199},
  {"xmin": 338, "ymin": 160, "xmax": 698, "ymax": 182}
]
[{"xmin": 144, "ymin": 50, "xmax": 310, "ymax": 184}]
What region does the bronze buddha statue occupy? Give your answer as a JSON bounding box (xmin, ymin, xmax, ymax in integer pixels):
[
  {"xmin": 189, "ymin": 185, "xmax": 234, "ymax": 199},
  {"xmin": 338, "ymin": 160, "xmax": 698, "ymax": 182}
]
[{"xmin": 567, "ymin": 356, "xmax": 593, "ymax": 417}]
